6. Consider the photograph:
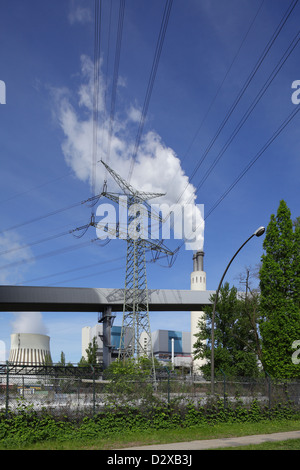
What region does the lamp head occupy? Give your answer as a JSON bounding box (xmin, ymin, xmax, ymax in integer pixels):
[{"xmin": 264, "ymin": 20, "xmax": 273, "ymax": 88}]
[{"xmin": 254, "ymin": 226, "xmax": 265, "ymax": 237}]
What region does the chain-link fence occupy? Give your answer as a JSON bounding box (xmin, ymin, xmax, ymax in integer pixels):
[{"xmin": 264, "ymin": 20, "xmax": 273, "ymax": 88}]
[
  {"xmin": 212, "ymin": 373, "xmax": 300, "ymax": 409},
  {"xmin": 0, "ymin": 363, "xmax": 104, "ymax": 418},
  {"xmin": 1, "ymin": 363, "xmax": 300, "ymax": 418}
]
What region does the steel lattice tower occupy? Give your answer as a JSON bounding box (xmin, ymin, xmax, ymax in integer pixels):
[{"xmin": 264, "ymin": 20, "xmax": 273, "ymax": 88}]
[
  {"xmin": 99, "ymin": 161, "xmax": 175, "ymax": 376},
  {"xmin": 121, "ymin": 195, "xmax": 152, "ymax": 361}
]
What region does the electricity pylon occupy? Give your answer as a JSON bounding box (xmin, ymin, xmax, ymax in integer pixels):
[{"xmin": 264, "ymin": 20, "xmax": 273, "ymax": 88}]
[{"xmin": 100, "ymin": 160, "xmax": 175, "ymax": 377}]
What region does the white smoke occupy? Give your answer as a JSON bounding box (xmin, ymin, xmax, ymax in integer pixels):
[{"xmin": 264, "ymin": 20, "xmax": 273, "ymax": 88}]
[
  {"xmin": 11, "ymin": 312, "xmax": 48, "ymax": 335},
  {"xmin": 53, "ymin": 55, "xmax": 204, "ymax": 250}
]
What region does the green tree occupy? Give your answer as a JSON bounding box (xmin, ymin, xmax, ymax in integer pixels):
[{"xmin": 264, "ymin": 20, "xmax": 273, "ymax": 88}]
[
  {"xmin": 193, "ymin": 282, "xmax": 260, "ymax": 377},
  {"xmin": 259, "ymin": 200, "xmax": 300, "ymax": 378},
  {"xmin": 103, "ymin": 357, "xmax": 159, "ymax": 408},
  {"xmin": 43, "ymin": 352, "xmax": 53, "ymax": 366},
  {"xmin": 58, "ymin": 351, "xmax": 66, "ymax": 366},
  {"xmin": 57, "ymin": 351, "xmax": 73, "ymax": 367}
]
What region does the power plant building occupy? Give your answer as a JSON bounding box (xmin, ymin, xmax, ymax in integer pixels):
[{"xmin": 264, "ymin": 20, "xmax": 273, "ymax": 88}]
[
  {"xmin": 82, "ymin": 324, "xmax": 125, "ymax": 363},
  {"xmin": 140, "ymin": 329, "xmax": 192, "ymax": 367},
  {"xmin": 83, "ymin": 325, "xmax": 192, "ymax": 367}
]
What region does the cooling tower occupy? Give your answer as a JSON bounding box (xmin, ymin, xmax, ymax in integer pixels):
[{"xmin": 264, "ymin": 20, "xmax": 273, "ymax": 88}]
[
  {"xmin": 9, "ymin": 333, "xmax": 52, "ymax": 365},
  {"xmin": 190, "ymin": 250, "xmax": 207, "ymax": 373}
]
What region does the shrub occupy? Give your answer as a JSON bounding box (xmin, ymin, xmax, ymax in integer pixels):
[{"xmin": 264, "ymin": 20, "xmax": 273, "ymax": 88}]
[{"xmin": 1, "ymin": 398, "xmax": 300, "ymax": 448}]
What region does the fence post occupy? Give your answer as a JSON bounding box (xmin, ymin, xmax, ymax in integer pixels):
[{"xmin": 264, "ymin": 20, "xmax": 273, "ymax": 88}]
[
  {"xmin": 265, "ymin": 371, "xmax": 271, "ymax": 416},
  {"xmin": 90, "ymin": 365, "xmax": 95, "ymax": 416},
  {"xmin": 5, "ymin": 361, "xmax": 9, "ymax": 418},
  {"xmin": 163, "ymin": 366, "xmax": 170, "ymax": 406},
  {"xmin": 220, "ymin": 369, "xmax": 226, "ymax": 408}
]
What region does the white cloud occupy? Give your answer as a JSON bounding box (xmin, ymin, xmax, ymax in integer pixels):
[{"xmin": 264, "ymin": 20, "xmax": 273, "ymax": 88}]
[
  {"xmin": 53, "ymin": 56, "xmax": 205, "ymax": 250},
  {"xmin": 0, "ymin": 232, "xmax": 34, "ymax": 284},
  {"xmin": 68, "ymin": 0, "xmax": 92, "ymax": 25},
  {"xmin": 127, "ymin": 105, "xmax": 142, "ymax": 123}
]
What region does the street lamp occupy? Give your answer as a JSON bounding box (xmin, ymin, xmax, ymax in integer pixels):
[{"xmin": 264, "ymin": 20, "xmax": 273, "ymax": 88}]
[{"xmin": 210, "ymin": 226, "xmax": 265, "ymax": 394}]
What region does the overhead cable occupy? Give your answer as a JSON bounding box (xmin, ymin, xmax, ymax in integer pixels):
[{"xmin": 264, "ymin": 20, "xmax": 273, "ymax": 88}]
[
  {"xmin": 0, "ymin": 239, "xmax": 98, "ymax": 272},
  {"xmin": 104, "ymin": 0, "xmax": 125, "ymax": 176},
  {"xmin": 127, "ymin": 0, "xmax": 173, "ymax": 182},
  {"xmin": 180, "ymin": 0, "xmax": 266, "ymax": 166},
  {"xmin": 204, "ymin": 105, "xmax": 300, "ymax": 220},
  {"xmin": 188, "ymin": 29, "xmax": 300, "ymax": 204},
  {"xmin": 17, "ymin": 255, "xmax": 126, "ymax": 285},
  {"xmin": 91, "ymin": 0, "xmax": 102, "ymax": 201},
  {"xmin": 0, "ymin": 193, "xmax": 103, "ymax": 236},
  {"xmin": 177, "ymin": 104, "xmax": 300, "ymax": 252},
  {"xmin": 175, "ymin": 0, "xmax": 298, "ymax": 205}
]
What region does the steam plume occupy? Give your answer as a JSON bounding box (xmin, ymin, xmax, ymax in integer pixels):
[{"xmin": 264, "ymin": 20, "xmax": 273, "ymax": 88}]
[
  {"xmin": 54, "ymin": 55, "xmax": 204, "ymax": 250},
  {"xmin": 11, "ymin": 312, "xmax": 48, "ymax": 335}
]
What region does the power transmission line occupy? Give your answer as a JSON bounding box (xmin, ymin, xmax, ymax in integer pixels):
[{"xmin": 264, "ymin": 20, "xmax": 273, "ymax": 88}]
[
  {"xmin": 17, "ymin": 255, "xmax": 126, "ymax": 285},
  {"xmin": 175, "ymin": 0, "xmax": 298, "ymax": 206},
  {"xmin": 180, "ymin": 0, "xmax": 265, "ymax": 166},
  {"xmin": 204, "ymin": 105, "xmax": 300, "ymax": 220},
  {"xmin": 186, "ymin": 29, "xmax": 300, "ymax": 205},
  {"xmin": 0, "ymin": 193, "xmax": 104, "ymax": 236},
  {"xmin": 157, "ymin": 27, "xmax": 300, "ymax": 242},
  {"xmin": 91, "ymin": 0, "xmax": 102, "ymax": 201},
  {"xmin": 178, "ymin": 103, "xmax": 300, "ymax": 251},
  {"xmin": 0, "ymin": 229, "xmax": 77, "ymax": 258},
  {"xmin": 48, "ymin": 265, "xmax": 124, "ymax": 286},
  {"xmin": 105, "ymin": 0, "xmax": 125, "ymax": 172},
  {"xmin": 0, "ymin": 238, "xmax": 99, "ymax": 272},
  {"xmin": 127, "ymin": 0, "xmax": 173, "ymax": 182}
]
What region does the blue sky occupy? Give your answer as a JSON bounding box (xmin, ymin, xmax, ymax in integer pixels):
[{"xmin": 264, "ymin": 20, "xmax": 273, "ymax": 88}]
[{"xmin": 0, "ymin": 0, "xmax": 299, "ymax": 363}]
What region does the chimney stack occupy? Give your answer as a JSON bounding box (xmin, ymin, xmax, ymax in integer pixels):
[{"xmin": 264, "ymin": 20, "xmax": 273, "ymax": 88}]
[
  {"xmin": 193, "ymin": 250, "xmax": 204, "ymax": 272},
  {"xmin": 190, "ymin": 250, "xmax": 206, "ymax": 373}
]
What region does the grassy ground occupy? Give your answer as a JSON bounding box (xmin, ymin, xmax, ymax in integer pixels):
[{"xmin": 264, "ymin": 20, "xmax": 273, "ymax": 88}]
[
  {"xmin": 218, "ymin": 439, "xmax": 300, "ymax": 450},
  {"xmin": 1, "ymin": 419, "xmax": 300, "ymax": 450}
]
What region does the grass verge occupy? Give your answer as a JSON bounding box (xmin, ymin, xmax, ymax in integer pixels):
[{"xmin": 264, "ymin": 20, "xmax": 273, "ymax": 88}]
[
  {"xmin": 217, "ymin": 438, "xmax": 300, "ymax": 450},
  {"xmin": 1, "ymin": 419, "xmax": 300, "ymax": 450}
]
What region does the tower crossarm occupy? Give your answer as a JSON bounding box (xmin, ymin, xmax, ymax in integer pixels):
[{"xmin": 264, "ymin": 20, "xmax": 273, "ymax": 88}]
[
  {"xmin": 143, "ymin": 239, "xmax": 174, "ymax": 256},
  {"xmin": 101, "ymin": 191, "xmax": 128, "ymax": 207},
  {"xmin": 100, "ymin": 159, "xmax": 165, "ymax": 202},
  {"xmin": 93, "ymin": 221, "xmax": 126, "ymax": 240},
  {"xmin": 102, "ymin": 191, "xmax": 165, "ymax": 224},
  {"xmin": 94, "ymin": 220, "xmax": 175, "ymax": 257}
]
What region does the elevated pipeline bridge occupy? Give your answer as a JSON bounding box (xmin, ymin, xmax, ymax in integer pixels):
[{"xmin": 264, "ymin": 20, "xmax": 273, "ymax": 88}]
[
  {"xmin": 0, "ymin": 285, "xmax": 214, "ymax": 370},
  {"xmin": 0, "ymin": 285, "xmax": 214, "ymax": 312}
]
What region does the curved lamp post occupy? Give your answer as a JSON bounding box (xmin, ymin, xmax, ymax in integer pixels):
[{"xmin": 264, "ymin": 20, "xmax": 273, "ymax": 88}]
[{"xmin": 210, "ymin": 226, "xmax": 265, "ymax": 394}]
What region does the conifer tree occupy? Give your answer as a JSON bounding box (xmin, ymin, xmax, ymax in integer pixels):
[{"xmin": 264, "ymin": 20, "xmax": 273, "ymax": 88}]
[{"xmin": 259, "ymin": 200, "xmax": 300, "ymax": 378}]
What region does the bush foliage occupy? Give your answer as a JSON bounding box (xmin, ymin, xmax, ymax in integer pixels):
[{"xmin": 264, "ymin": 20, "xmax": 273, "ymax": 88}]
[{"xmin": 1, "ymin": 397, "xmax": 299, "ymax": 449}]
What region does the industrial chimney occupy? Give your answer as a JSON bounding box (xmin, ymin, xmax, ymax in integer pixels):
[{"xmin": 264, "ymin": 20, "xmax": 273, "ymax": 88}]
[
  {"xmin": 192, "ymin": 251, "xmax": 205, "ymax": 281},
  {"xmin": 190, "ymin": 250, "xmax": 207, "ymax": 373}
]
